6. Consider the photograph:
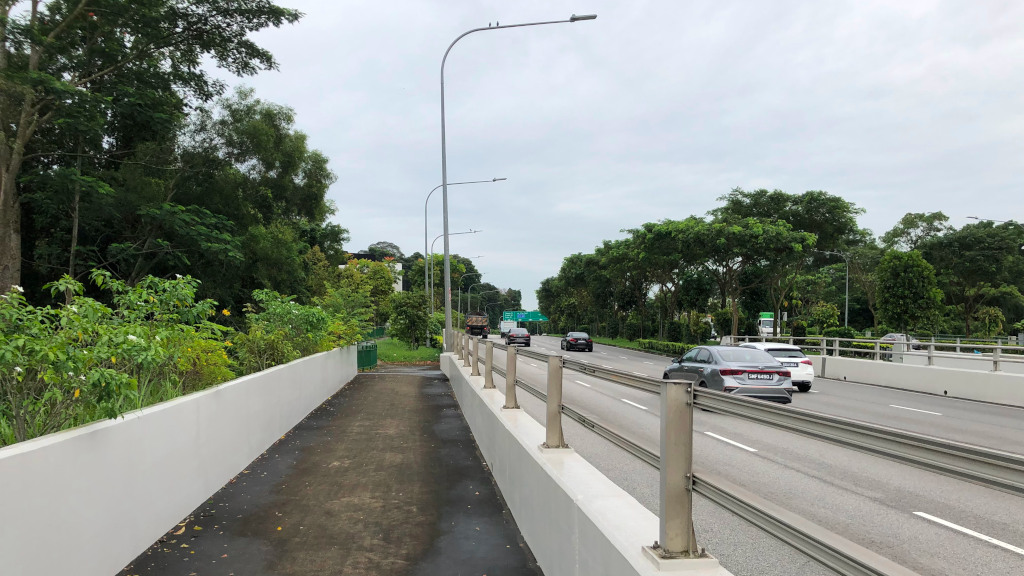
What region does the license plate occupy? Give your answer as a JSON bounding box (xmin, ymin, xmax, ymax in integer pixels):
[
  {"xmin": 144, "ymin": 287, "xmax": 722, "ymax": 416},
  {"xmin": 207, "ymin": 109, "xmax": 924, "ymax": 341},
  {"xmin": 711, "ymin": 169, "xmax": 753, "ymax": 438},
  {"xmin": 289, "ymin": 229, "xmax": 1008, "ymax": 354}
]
[
  {"xmin": 748, "ymin": 372, "xmax": 774, "ymax": 380},
  {"xmin": 783, "ymin": 362, "xmax": 798, "ymax": 367}
]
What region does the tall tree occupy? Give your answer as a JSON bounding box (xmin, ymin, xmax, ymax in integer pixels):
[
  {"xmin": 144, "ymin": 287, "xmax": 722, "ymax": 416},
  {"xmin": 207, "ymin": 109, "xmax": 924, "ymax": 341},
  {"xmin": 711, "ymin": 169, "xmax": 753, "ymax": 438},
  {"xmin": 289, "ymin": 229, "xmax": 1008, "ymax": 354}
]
[
  {"xmin": 875, "ymin": 250, "xmax": 943, "ymax": 333},
  {"xmin": 1, "ymin": 0, "xmax": 301, "ymax": 290},
  {"xmin": 881, "ymin": 212, "xmax": 952, "ymax": 251}
]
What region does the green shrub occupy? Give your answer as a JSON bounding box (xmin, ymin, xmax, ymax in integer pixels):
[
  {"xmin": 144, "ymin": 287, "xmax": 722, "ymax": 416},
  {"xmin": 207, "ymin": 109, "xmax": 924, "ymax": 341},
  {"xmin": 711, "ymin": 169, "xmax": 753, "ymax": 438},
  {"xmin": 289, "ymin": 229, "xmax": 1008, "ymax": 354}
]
[
  {"xmin": 789, "ymin": 320, "xmax": 807, "ymax": 337},
  {"xmin": 823, "ymin": 326, "xmax": 858, "ymax": 339},
  {"xmin": 233, "ymin": 325, "xmax": 300, "ymax": 374},
  {"xmin": 636, "ymin": 339, "xmax": 696, "ymax": 357}
]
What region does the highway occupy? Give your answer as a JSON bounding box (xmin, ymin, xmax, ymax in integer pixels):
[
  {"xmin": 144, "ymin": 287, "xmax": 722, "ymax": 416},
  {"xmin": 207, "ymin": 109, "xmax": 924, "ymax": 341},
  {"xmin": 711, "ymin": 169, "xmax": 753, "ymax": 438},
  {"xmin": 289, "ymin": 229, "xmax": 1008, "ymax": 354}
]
[{"xmin": 482, "ymin": 335, "xmax": 1024, "ymax": 576}]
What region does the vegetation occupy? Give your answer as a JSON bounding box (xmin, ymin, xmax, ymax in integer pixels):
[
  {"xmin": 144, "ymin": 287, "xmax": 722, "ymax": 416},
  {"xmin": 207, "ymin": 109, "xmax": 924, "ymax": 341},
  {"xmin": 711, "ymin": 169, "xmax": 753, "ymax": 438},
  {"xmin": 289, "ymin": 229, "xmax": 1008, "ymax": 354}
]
[
  {"xmin": 538, "ymin": 191, "xmax": 1024, "ymax": 342},
  {"xmin": 376, "ymin": 338, "xmax": 441, "ymax": 364}
]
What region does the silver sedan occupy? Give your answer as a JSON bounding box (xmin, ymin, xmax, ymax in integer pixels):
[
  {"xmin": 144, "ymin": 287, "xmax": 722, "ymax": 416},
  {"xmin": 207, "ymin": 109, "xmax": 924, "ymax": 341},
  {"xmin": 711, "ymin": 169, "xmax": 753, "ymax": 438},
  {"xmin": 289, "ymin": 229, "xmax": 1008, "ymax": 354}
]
[{"xmin": 663, "ymin": 346, "xmax": 793, "ymax": 404}]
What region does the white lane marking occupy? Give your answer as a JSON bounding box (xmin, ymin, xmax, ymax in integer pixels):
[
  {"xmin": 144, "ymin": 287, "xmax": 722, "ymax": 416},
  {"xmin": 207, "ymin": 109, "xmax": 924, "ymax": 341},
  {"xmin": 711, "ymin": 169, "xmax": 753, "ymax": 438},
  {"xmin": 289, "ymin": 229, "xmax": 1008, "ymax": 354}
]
[
  {"xmin": 601, "ymin": 352, "xmax": 608, "ymax": 355},
  {"xmin": 632, "ymin": 372, "xmax": 646, "ymax": 376},
  {"xmin": 704, "ymin": 432, "xmax": 758, "ymax": 452},
  {"xmin": 620, "ymin": 356, "xmax": 628, "ymax": 359},
  {"xmin": 890, "ymin": 405, "xmax": 942, "ymax": 416},
  {"xmin": 529, "ymin": 363, "xmax": 539, "ymax": 367},
  {"xmin": 809, "ymin": 390, "xmax": 820, "ymax": 393},
  {"xmin": 602, "ymin": 365, "xmax": 613, "ymax": 369},
  {"xmin": 913, "ymin": 512, "xmax": 1024, "ymax": 556},
  {"xmin": 643, "ymin": 361, "xmax": 653, "ymax": 365},
  {"xmin": 620, "ymin": 399, "xmax": 648, "ymax": 410},
  {"xmin": 574, "ymin": 380, "xmax": 592, "ymax": 388}
]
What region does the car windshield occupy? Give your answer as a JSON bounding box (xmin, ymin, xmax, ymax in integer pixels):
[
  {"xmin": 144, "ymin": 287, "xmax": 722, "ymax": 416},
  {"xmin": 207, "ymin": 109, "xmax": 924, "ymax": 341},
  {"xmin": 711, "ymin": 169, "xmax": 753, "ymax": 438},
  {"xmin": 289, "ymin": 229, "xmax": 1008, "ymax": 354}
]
[
  {"xmin": 510, "ymin": 328, "xmax": 528, "ymax": 335},
  {"xmin": 766, "ymin": 349, "xmax": 806, "ymax": 358},
  {"xmin": 716, "ymin": 348, "xmax": 778, "ymax": 364},
  {"xmin": 568, "ymin": 332, "xmax": 589, "ymax": 339}
]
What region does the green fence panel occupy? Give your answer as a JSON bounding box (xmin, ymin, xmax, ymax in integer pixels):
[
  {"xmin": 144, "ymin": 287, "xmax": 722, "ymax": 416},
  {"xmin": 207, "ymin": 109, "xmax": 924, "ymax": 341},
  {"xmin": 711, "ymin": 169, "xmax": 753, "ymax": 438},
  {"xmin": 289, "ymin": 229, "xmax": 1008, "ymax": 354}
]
[
  {"xmin": 367, "ymin": 326, "xmax": 387, "ymax": 339},
  {"xmin": 357, "ymin": 341, "xmax": 378, "ymax": 370}
]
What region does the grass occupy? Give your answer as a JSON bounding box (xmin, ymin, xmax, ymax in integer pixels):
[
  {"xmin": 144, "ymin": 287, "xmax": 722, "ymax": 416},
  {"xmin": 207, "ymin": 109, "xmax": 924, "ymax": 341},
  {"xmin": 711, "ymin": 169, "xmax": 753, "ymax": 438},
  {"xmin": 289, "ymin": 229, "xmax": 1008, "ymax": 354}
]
[{"xmin": 375, "ymin": 338, "xmax": 441, "ymax": 364}]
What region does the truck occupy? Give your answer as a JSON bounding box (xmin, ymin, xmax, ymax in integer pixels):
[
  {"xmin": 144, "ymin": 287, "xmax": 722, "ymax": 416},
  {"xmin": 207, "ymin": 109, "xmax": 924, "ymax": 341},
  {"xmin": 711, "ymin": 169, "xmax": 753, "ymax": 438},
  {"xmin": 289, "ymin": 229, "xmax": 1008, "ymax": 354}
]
[
  {"xmin": 757, "ymin": 312, "xmax": 775, "ymax": 337},
  {"xmin": 499, "ymin": 320, "xmax": 517, "ymax": 338},
  {"xmin": 465, "ymin": 311, "xmax": 490, "ymax": 338}
]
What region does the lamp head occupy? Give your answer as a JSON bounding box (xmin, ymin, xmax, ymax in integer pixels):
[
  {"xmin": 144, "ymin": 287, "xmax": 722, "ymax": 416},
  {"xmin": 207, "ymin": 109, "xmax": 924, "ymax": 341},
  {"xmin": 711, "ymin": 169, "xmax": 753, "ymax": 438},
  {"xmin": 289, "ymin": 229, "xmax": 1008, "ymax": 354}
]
[{"xmin": 570, "ymin": 14, "xmax": 597, "ymax": 21}]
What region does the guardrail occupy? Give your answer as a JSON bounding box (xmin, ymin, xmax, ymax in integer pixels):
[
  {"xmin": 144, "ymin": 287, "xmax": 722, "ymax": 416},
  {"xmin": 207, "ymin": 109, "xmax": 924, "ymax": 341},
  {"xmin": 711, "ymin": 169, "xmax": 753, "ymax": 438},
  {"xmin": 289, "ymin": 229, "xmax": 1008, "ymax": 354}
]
[
  {"xmin": 727, "ymin": 335, "xmax": 1024, "ymax": 372},
  {"xmin": 449, "ymin": 331, "xmax": 1024, "ymax": 576}
]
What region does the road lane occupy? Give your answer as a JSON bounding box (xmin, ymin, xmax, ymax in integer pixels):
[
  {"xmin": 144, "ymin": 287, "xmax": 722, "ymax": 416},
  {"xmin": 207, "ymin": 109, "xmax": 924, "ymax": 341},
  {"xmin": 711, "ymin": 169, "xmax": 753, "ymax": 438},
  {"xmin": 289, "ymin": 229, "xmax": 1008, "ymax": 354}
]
[{"xmin": 480, "ymin": 337, "xmax": 1024, "ymax": 576}]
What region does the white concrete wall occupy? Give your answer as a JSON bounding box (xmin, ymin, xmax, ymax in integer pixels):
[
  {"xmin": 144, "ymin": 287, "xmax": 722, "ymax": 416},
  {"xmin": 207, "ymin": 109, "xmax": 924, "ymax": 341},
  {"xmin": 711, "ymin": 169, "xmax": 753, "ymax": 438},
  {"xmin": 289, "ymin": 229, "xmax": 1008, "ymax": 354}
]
[
  {"xmin": 811, "ymin": 355, "xmax": 1024, "ymax": 407},
  {"xmin": 0, "ymin": 346, "xmax": 357, "ymax": 576},
  {"xmin": 442, "ymin": 353, "xmax": 732, "ymax": 576}
]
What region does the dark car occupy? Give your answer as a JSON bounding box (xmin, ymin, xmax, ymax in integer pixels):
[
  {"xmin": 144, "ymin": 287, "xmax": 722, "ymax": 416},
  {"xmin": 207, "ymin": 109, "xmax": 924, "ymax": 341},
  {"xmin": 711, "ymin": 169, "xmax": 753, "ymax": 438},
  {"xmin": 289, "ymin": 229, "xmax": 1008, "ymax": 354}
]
[
  {"xmin": 663, "ymin": 346, "xmax": 793, "ymax": 404},
  {"xmin": 505, "ymin": 327, "xmax": 531, "ymax": 347},
  {"xmin": 561, "ymin": 332, "xmax": 593, "ymax": 352}
]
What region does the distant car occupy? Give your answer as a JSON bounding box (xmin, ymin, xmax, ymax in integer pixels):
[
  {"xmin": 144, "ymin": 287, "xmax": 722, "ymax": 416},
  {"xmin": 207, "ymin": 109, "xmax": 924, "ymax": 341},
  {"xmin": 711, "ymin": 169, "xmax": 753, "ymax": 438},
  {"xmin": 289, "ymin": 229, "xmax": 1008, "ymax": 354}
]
[
  {"xmin": 561, "ymin": 332, "xmax": 593, "ymax": 352},
  {"xmin": 739, "ymin": 342, "xmax": 814, "ymax": 392},
  {"xmin": 663, "ymin": 346, "xmax": 793, "ymax": 404},
  {"xmin": 505, "ymin": 327, "xmax": 531, "ymax": 347},
  {"xmin": 880, "ymin": 333, "xmax": 922, "ymax": 351}
]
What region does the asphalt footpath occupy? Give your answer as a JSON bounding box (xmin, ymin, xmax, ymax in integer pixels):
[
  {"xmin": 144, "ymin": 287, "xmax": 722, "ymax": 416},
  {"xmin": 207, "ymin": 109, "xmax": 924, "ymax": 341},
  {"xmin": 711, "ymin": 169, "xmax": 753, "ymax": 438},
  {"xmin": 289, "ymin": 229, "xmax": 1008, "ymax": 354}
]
[{"xmin": 119, "ymin": 364, "xmax": 542, "ymax": 576}]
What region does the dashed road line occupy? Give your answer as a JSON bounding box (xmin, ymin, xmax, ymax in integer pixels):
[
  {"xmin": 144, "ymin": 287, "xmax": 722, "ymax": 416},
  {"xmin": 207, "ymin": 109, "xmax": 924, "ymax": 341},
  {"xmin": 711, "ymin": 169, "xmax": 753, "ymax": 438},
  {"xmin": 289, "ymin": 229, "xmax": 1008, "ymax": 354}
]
[
  {"xmin": 704, "ymin": 432, "xmax": 758, "ymax": 452},
  {"xmin": 574, "ymin": 380, "xmax": 591, "ymax": 388},
  {"xmin": 643, "ymin": 361, "xmax": 653, "ymax": 365},
  {"xmin": 890, "ymin": 405, "xmax": 942, "ymax": 416},
  {"xmin": 914, "ymin": 512, "xmax": 1024, "ymax": 555},
  {"xmin": 620, "ymin": 399, "xmax": 648, "ymax": 410}
]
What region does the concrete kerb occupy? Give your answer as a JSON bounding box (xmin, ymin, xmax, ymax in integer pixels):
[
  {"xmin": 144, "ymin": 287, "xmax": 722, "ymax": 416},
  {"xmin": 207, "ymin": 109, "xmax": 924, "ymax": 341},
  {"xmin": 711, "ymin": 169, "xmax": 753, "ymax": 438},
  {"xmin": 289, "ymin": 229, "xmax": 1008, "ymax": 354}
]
[
  {"xmin": 811, "ymin": 355, "xmax": 1024, "ymax": 408},
  {"xmin": 441, "ymin": 353, "xmax": 734, "ymax": 576}
]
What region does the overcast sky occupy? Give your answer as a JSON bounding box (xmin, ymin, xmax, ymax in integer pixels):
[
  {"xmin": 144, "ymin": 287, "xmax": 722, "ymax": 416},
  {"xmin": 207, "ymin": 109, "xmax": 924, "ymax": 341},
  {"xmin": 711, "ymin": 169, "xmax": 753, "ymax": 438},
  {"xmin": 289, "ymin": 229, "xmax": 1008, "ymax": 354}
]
[{"xmin": 222, "ymin": 0, "xmax": 1024, "ymax": 310}]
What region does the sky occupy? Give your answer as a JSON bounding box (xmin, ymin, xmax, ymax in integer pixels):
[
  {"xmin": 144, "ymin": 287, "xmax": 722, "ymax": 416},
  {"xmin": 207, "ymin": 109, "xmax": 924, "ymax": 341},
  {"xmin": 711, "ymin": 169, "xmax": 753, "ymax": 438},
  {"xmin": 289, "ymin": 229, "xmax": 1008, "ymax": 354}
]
[{"xmin": 219, "ymin": 0, "xmax": 1024, "ymax": 310}]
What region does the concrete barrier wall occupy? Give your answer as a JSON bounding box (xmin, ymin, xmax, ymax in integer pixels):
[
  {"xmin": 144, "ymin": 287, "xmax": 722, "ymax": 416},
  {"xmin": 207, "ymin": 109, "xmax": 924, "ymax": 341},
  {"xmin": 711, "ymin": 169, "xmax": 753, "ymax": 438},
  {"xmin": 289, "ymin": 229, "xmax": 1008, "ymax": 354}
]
[
  {"xmin": 812, "ymin": 355, "xmax": 1024, "ymax": 407},
  {"xmin": 442, "ymin": 353, "xmax": 731, "ymax": 576},
  {"xmin": 0, "ymin": 346, "xmax": 357, "ymax": 576}
]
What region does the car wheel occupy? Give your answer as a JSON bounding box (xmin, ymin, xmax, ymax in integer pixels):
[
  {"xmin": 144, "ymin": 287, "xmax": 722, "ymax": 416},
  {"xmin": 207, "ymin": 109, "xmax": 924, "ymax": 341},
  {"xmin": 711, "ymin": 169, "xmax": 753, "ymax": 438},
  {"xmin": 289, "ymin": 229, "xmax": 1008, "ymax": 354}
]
[
  {"xmin": 587, "ymin": 344, "xmax": 593, "ymax": 352},
  {"xmin": 561, "ymin": 341, "xmax": 565, "ymax": 350},
  {"xmin": 525, "ymin": 343, "xmax": 531, "ymax": 347},
  {"xmin": 797, "ymin": 383, "xmax": 811, "ymax": 393}
]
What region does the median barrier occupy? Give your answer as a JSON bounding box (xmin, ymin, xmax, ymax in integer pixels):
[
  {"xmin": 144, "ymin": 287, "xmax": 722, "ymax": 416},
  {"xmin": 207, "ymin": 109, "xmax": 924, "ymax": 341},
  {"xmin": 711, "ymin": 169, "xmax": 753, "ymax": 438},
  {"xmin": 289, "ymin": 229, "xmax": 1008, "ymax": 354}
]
[
  {"xmin": 0, "ymin": 346, "xmax": 357, "ymax": 576},
  {"xmin": 441, "ymin": 352, "xmax": 733, "ymax": 576},
  {"xmin": 812, "ymin": 355, "xmax": 1024, "ymax": 407}
]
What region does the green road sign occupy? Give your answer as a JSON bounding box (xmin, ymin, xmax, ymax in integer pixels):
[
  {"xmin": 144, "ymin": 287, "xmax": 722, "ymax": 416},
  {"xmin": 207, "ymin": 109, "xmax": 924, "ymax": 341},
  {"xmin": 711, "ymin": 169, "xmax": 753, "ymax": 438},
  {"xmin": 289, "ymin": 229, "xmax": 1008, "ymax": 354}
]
[{"xmin": 502, "ymin": 310, "xmax": 548, "ymax": 322}]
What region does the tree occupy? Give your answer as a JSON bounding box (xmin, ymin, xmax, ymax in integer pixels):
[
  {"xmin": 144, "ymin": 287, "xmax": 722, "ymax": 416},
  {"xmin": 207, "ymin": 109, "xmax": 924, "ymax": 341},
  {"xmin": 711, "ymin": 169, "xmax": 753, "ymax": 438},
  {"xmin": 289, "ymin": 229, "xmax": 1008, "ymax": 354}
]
[
  {"xmin": 881, "ymin": 212, "xmax": 952, "ymax": 251},
  {"xmin": 388, "ymin": 292, "xmax": 430, "ymax": 348},
  {"xmin": 1, "ymin": 0, "xmax": 302, "ymax": 290},
  {"xmin": 875, "ymin": 250, "xmax": 943, "ymax": 333},
  {"xmin": 367, "ymin": 241, "xmax": 404, "ymax": 260},
  {"xmin": 847, "ymin": 243, "xmax": 883, "ymax": 328}
]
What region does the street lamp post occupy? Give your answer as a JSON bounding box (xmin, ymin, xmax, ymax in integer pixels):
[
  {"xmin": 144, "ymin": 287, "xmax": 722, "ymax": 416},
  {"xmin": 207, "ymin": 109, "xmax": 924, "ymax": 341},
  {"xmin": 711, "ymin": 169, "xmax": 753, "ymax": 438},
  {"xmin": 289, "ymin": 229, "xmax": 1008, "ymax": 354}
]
[
  {"xmin": 429, "ymin": 229, "xmax": 480, "ymax": 314},
  {"xmin": 967, "ymin": 216, "xmax": 1024, "ymax": 229},
  {"xmin": 439, "ymin": 14, "xmax": 597, "ymax": 351},
  {"xmin": 424, "ymin": 179, "xmax": 504, "ymax": 299},
  {"xmin": 818, "ymin": 250, "xmax": 850, "ymax": 328},
  {"xmin": 473, "ymin": 288, "xmax": 500, "ymax": 315},
  {"xmin": 459, "ymin": 274, "xmax": 483, "ymax": 321}
]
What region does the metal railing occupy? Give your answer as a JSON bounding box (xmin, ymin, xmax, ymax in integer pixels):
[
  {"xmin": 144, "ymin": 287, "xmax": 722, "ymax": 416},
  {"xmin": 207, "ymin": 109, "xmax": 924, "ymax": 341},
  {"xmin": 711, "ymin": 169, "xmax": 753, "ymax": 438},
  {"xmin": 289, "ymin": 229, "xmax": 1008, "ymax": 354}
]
[
  {"xmin": 448, "ymin": 331, "xmax": 1024, "ymax": 576},
  {"xmin": 727, "ymin": 335, "xmax": 1024, "ymax": 372}
]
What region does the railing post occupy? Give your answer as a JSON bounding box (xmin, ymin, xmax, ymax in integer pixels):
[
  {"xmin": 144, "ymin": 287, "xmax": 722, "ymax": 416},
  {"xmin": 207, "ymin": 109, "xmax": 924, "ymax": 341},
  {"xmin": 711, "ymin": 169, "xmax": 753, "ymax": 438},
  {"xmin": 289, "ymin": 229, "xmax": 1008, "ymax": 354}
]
[
  {"xmin": 927, "ymin": 343, "xmax": 935, "ymax": 366},
  {"xmin": 471, "ymin": 336, "xmax": 480, "ymax": 376},
  {"xmin": 788, "ymin": 336, "xmax": 794, "ymax": 345},
  {"xmin": 956, "ymin": 337, "xmax": 961, "ymax": 353},
  {"xmin": 484, "ymin": 340, "xmax": 495, "ymax": 389},
  {"xmin": 543, "ymin": 355, "xmax": 568, "ymax": 449},
  {"xmin": 832, "ymin": 338, "xmax": 839, "ymax": 357},
  {"xmin": 463, "ymin": 333, "xmax": 471, "ymax": 367},
  {"xmin": 994, "ymin": 346, "xmax": 1002, "ymax": 372},
  {"xmin": 656, "ymin": 379, "xmax": 698, "ymax": 558},
  {"xmin": 820, "ymin": 338, "xmax": 826, "ymax": 358},
  {"xmin": 504, "ymin": 345, "xmax": 520, "ymax": 409},
  {"xmin": 874, "ymin": 341, "xmax": 880, "ymax": 361}
]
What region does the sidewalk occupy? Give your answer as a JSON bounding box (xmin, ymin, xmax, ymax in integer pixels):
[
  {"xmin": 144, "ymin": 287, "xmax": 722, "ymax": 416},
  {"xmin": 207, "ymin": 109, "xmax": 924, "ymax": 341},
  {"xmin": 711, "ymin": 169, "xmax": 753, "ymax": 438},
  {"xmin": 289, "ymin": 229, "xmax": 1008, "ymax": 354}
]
[{"xmin": 119, "ymin": 365, "xmax": 541, "ymax": 576}]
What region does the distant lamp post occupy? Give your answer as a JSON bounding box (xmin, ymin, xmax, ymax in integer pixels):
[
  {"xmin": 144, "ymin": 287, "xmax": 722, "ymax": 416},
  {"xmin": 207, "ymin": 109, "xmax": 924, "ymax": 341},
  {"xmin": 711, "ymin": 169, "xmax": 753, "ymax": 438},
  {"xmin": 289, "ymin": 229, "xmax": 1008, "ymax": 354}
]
[
  {"xmin": 438, "ymin": 14, "xmax": 597, "ymax": 350},
  {"xmin": 429, "ymin": 229, "xmax": 480, "ymax": 314},
  {"xmin": 424, "ymin": 179, "xmax": 504, "ymax": 299},
  {"xmin": 458, "ymin": 274, "xmax": 483, "ymax": 321},
  {"xmin": 816, "ymin": 250, "xmax": 850, "ymax": 327},
  {"xmin": 967, "ymin": 216, "xmax": 1024, "ymax": 228}
]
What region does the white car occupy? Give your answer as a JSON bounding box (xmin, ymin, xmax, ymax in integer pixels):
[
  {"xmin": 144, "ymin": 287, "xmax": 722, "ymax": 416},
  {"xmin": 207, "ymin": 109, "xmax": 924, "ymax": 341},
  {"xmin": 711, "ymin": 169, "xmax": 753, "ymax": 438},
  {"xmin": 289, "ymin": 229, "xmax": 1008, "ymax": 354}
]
[{"xmin": 739, "ymin": 342, "xmax": 815, "ymax": 392}]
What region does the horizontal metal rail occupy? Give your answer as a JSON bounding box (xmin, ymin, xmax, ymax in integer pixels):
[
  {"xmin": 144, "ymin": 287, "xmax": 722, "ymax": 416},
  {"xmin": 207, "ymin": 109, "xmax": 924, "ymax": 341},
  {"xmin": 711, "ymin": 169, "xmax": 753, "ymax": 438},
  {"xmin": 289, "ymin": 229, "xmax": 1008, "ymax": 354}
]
[
  {"xmin": 692, "ymin": 473, "xmax": 921, "ymax": 576},
  {"xmin": 490, "ymin": 359, "xmax": 920, "ymax": 576},
  {"xmin": 491, "ymin": 365, "xmax": 658, "ymax": 467},
  {"xmin": 694, "ymin": 387, "xmax": 1024, "ymax": 496}
]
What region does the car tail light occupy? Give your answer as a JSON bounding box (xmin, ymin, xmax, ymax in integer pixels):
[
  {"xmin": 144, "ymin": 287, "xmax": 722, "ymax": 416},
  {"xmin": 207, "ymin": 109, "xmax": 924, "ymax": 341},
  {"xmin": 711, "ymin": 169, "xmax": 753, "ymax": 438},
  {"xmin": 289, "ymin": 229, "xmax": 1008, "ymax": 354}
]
[
  {"xmin": 800, "ymin": 359, "xmax": 813, "ymax": 365},
  {"xmin": 569, "ymin": 338, "xmax": 576, "ymax": 342},
  {"xmin": 777, "ymin": 370, "xmax": 791, "ymax": 377},
  {"xmin": 720, "ymin": 369, "xmax": 744, "ymax": 376},
  {"xmin": 587, "ymin": 339, "xmax": 592, "ymax": 342}
]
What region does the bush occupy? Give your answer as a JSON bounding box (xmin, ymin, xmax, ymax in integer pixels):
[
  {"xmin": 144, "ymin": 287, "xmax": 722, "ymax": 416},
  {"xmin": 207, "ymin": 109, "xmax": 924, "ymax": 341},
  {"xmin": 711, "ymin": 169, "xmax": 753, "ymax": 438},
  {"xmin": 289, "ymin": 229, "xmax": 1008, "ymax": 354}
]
[
  {"xmin": 665, "ymin": 320, "xmax": 683, "ymax": 342},
  {"xmin": 636, "ymin": 339, "xmax": 695, "ymax": 357},
  {"xmin": 823, "ymin": 326, "xmax": 858, "ymax": 339},
  {"xmin": 789, "ymin": 320, "xmax": 807, "ymax": 337},
  {"xmin": 711, "ymin": 309, "xmax": 733, "ymax": 337}
]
